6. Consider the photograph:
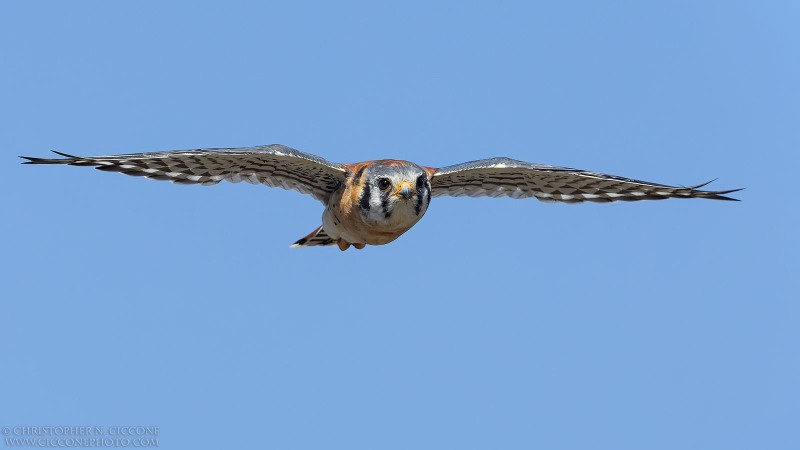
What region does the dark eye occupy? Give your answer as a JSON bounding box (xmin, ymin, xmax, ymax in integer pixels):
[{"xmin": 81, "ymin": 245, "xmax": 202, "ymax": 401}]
[{"xmin": 377, "ymin": 178, "xmax": 391, "ymax": 191}]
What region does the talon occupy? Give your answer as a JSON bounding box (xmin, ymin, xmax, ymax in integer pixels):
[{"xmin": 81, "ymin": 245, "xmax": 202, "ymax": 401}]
[
  {"xmin": 353, "ymin": 243, "xmax": 365, "ymax": 250},
  {"xmin": 337, "ymin": 239, "xmax": 351, "ymax": 251}
]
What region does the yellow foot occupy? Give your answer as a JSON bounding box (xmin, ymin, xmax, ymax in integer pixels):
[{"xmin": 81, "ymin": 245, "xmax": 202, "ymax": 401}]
[
  {"xmin": 337, "ymin": 239, "xmax": 351, "ymax": 251},
  {"xmin": 353, "ymin": 243, "xmax": 366, "ymax": 250}
]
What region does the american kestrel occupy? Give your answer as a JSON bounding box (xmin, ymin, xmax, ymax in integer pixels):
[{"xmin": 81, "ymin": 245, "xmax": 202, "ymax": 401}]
[{"xmin": 21, "ymin": 144, "xmax": 741, "ymax": 251}]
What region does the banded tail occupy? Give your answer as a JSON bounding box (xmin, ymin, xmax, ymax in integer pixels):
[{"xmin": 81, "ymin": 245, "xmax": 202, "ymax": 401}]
[{"xmin": 290, "ymin": 225, "xmax": 337, "ymax": 248}]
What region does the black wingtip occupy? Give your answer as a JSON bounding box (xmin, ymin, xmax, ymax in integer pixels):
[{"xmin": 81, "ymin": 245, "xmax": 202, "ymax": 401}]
[
  {"xmin": 19, "ymin": 150, "xmax": 80, "ymax": 165},
  {"xmin": 51, "ymin": 150, "xmax": 78, "ymax": 158},
  {"xmin": 684, "ymin": 179, "xmax": 744, "ymax": 201},
  {"xmin": 697, "ymin": 187, "xmax": 744, "ymax": 201},
  {"xmin": 710, "ymin": 187, "xmax": 744, "ymax": 201},
  {"xmin": 19, "ymin": 155, "xmax": 61, "ymax": 165},
  {"xmin": 687, "ymin": 179, "xmax": 717, "ymax": 190}
]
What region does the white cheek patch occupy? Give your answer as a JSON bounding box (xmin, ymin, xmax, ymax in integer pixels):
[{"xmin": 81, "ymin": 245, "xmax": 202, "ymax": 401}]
[
  {"xmin": 361, "ymin": 167, "xmax": 432, "ymax": 227},
  {"xmin": 370, "ymin": 188, "xmax": 385, "ymax": 212}
]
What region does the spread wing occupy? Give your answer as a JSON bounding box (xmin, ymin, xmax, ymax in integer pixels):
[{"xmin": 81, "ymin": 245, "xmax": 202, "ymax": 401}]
[
  {"xmin": 429, "ymin": 157, "xmax": 741, "ymax": 203},
  {"xmin": 20, "ymin": 144, "xmax": 347, "ymax": 203}
]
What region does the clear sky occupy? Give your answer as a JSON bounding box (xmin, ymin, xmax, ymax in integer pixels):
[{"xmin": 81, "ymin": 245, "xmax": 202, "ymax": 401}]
[{"xmin": 1, "ymin": 1, "xmax": 797, "ymax": 449}]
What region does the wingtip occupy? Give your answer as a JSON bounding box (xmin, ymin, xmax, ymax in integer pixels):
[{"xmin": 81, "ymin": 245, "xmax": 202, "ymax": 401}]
[
  {"xmin": 19, "ymin": 150, "xmax": 80, "ymax": 165},
  {"xmin": 19, "ymin": 155, "xmax": 59, "ymax": 165},
  {"xmin": 51, "ymin": 150, "xmax": 78, "ymax": 158},
  {"xmin": 704, "ymin": 186, "xmax": 744, "ymax": 201},
  {"xmin": 687, "ymin": 179, "xmax": 717, "ymax": 190},
  {"xmin": 686, "ymin": 179, "xmax": 744, "ymax": 201}
]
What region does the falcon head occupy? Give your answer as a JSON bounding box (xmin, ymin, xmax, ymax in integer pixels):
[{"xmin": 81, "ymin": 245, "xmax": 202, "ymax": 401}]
[{"xmin": 356, "ymin": 160, "xmax": 432, "ymax": 230}]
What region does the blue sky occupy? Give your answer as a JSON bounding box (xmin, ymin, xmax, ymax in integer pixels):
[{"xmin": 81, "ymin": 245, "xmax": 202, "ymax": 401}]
[{"xmin": 1, "ymin": 1, "xmax": 797, "ymax": 449}]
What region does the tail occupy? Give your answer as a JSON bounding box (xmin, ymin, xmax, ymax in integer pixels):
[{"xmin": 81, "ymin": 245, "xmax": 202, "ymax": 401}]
[{"xmin": 290, "ymin": 225, "xmax": 337, "ymax": 248}]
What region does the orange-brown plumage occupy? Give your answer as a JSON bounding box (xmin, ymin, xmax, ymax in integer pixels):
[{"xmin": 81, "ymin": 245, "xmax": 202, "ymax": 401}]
[{"xmin": 327, "ymin": 160, "xmax": 427, "ymax": 249}]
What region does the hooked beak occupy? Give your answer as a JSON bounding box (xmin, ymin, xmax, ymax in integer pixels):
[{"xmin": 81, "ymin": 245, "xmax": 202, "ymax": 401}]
[{"xmin": 393, "ymin": 182, "xmax": 413, "ymax": 200}]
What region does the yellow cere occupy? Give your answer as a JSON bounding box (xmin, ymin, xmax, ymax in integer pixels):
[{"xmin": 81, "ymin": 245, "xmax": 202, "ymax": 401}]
[{"xmin": 393, "ymin": 182, "xmax": 412, "ymax": 196}]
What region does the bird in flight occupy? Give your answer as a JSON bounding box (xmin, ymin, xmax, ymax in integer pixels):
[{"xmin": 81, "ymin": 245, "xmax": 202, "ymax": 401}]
[{"xmin": 21, "ymin": 144, "xmax": 741, "ymax": 250}]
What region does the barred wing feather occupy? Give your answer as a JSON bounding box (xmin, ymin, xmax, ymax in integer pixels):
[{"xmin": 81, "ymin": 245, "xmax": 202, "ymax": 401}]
[
  {"xmin": 430, "ymin": 157, "xmax": 741, "ymax": 203},
  {"xmin": 20, "ymin": 144, "xmax": 348, "ymax": 203}
]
